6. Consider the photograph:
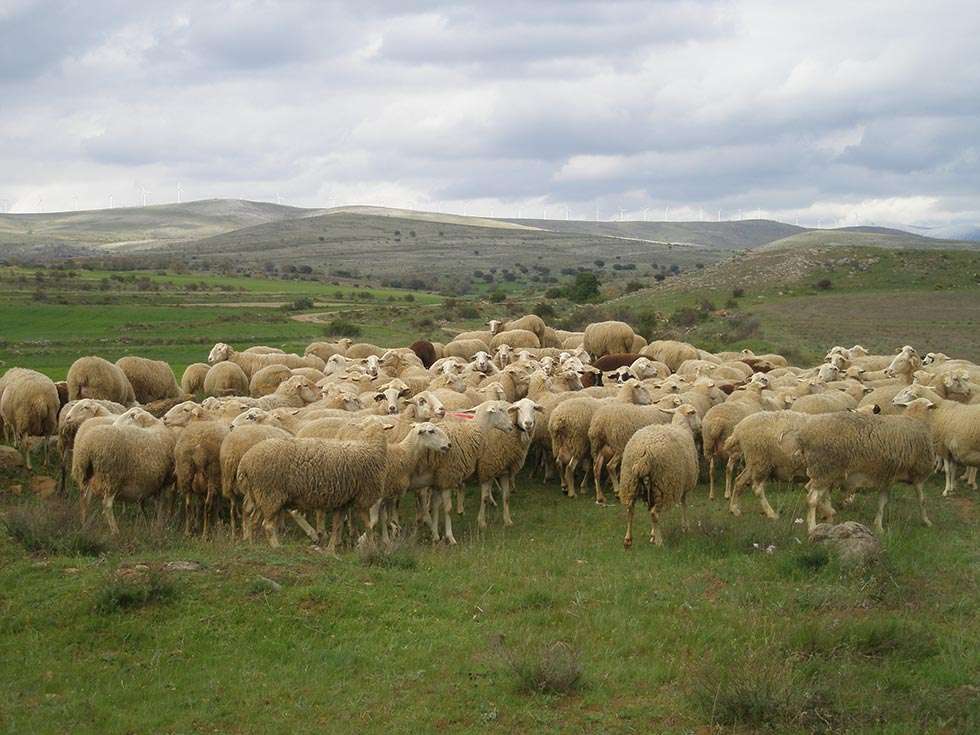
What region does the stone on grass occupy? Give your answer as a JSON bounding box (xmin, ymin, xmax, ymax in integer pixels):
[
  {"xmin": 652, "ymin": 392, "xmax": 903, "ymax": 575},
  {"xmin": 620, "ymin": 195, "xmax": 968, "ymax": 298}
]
[{"xmin": 808, "ymin": 521, "xmax": 882, "ymax": 566}]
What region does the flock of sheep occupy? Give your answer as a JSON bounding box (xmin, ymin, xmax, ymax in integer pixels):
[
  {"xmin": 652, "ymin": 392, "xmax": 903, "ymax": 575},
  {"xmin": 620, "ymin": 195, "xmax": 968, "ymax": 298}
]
[{"xmin": 1, "ymin": 312, "xmax": 978, "ymax": 551}]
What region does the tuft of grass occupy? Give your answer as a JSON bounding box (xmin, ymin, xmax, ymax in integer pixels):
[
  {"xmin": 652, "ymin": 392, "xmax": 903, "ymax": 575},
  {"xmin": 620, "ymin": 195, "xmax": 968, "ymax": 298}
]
[
  {"xmin": 496, "ymin": 638, "xmax": 584, "ymax": 696},
  {"xmin": 94, "ymin": 571, "xmax": 177, "ymax": 614},
  {"xmin": 693, "ymin": 657, "xmax": 801, "ymax": 729},
  {"xmin": 2, "ymin": 498, "xmax": 107, "ymax": 556},
  {"xmin": 357, "ymin": 539, "xmax": 418, "ymax": 570},
  {"xmin": 516, "ymin": 590, "xmax": 555, "ymax": 610},
  {"xmin": 791, "ymin": 618, "xmax": 938, "ymax": 662}
]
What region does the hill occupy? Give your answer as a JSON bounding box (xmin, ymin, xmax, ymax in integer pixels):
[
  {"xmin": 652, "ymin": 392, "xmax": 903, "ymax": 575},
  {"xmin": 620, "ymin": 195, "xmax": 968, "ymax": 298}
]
[
  {"xmin": 757, "ymin": 229, "xmax": 975, "ymax": 252},
  {"xmin": 151, "ymin": 211, "xmax": 719, "ymax": 283},
  {"xmin": 503, "ymin": 218, "xmax": 806, "ymax": 250},
  {"xmin": 0, "ymin": 199, "xmax": 316, "ymax": 253}
]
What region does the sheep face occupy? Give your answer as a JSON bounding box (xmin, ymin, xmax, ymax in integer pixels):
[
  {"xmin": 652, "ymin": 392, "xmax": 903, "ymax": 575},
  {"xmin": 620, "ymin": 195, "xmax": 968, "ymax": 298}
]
[
  {"xmin": 412, "ymin": 391, "xmax": 446, "ymax": 420},
  {"xmin": 324, "ymin": 355, "xmax": 349, "ymax": 375},
  {"xmin": 495, "ymin": 344, "xmax": 513, "ymax": 366},
  {"xmin": 943, "ymin": 372, "xmax": 972, "ymax": 400},
  {"xmin": 363, "ymin": 355, "xmax": 381, "ymax": 377},
  {"xmin": 414, "ymin": 422, "xmax": 451, "ymax": 453},
  {"xmin": 114, "ymin": 407, "xmax": 160, "ymax": 428},
  {"xmin": 375, "ymin": 381, "xmax": 411, "ymax": 415},
  {"xmin": 482, "ymin": 403, "xmax": 515, "ymax": 433},
  {"xmin": 884, "ymin": 350, "xmax": 920, "ymax": 378},
  {"xmin": 629, "ymin": 357, "xmax": 660, "ymax": 380},
  {"xmin": 64, "ymin": 399, "xmax": 112, "ymax": 425},
  {"xmin": 817, "ymin": 363, "xmax": 840, "ymax": 382},
  {"xmin": 487, "ymin": 319, "xmax": 503, "ymax": 335},
  {"xmin": 749, "ymin": 373, "xmax": 771, "ymax": 389},
  {"xmin": 162, "ymin": 401, "xmax": 207, "ymax": 428},
  {"xmin": 891, "ymin": 384, "xmax": 927, "ymax": 406},
  {"xmin": 472, "ymin": 352, "xmax": 493, "ymax": 373},
  {"xmin": 508, "ymin": 398, "xmax": 543, "ymax": 435},
  {"xmin": 208, "ymin": 343, "xmax": 232, "ymax": 364},
  {"xmin": 279, "ymin": 376, "xmax": 318, "ymax": 404}
]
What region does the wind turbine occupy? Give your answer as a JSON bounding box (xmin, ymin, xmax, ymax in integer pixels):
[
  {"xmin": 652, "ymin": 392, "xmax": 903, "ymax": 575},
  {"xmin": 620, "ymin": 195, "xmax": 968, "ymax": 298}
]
[
  {"xmin": 176, "ymin": 182, "xmax": 183, "ymax": 204},
  {"xmin": 108, "ymin": 194, "xmax": 114, "ymax": 209},
  {"xmin": 72, "ymin": 195, "xmax": 79, "ymax": 211},
  {"xmin": 276, "ymin": 192, "xmax": 282, "ymax": 206},
  {"xmin": 664, "ymin": 206, "xmax": 670, "ymax": 220},
  {"xmin": 619, "ymin": 208, "xmax": 625, "ymax": 222},
  {"xmin": 564, "ymin": 205, "xmax": 569, "ymax": 220},
  {"xmin": 642, "ymin": 208, "xmax": 648, "ymax": 221},
  {"xmin": 594, "ymin": 203, "xmax": 599, "ymax": 222},
  {"xmin": 140, "ymin": 186, "xmax": 149, "ymax": 207}
]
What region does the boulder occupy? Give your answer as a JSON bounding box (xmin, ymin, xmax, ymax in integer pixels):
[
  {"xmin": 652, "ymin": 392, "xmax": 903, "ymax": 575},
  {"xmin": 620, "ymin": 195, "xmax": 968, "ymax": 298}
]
[
  {"xmin": 0, "ymin": 446, "xmax": 24, "ymax": 472},
  {"xmin": 808, "ymin": 521, "xmax": 882, "ymax": 566}
]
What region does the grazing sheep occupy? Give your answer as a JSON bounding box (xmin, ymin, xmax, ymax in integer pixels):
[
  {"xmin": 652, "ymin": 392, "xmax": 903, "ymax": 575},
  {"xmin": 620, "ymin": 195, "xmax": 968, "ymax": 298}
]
[
  {"xmin": 589, "ymin": 397, "xmax": 691, "ymax": 505},
  {"xmin": 346, "ymin": 343, "xmax": 386, "ymax": 359},
  {"xmin": 540, "ymin": 326, "xmax": 564, "ymax": 349},
  {"xmin": 410, "ymin": 340, "xmax": 437, "ymax": 368},
  {"xmin": 219, "ymin": 420, "xmax": 293, "ymax": 538},
  {"xmin": 893, "ymin": 387, "xmax": 980, "ymax": 497},
  {"xmin": 207, "ymin": 342, "xmax": 325, "ymax": 378},
  {"xmin": 549, "ymin": 379, "xmax": 652, "ymax": 498},
  {"xmin": 305, "ymin": 339, "xmax": 353, "ymax": 362},
  {"xmin": 421, "ymin": 402, "xmax": 515, "ymax": 544},
  {"xmin": 640, "ymin": 340, "xmax": 700, "ymax": 372},
  {"xmin": 66, "ymin": 356, "xmax": 136, "ymax": 405},
  {"xmin": 619, "ymin": 406, "xmax": 701, "ymax": 549},
  {"xmin": 488, "ymin": 315, "xmax": 547, "ymax": 341},
  {"xmin": 174, "ymin": 419, "xmax": 230, "ymax": 536},
  {"xmin": 72, "ymin": 407, "xmax": 176, "ymax": 534},
  {"xmin": 237, "ymin": 423, "xmax": 390, "ymax": 551},
  {"xmin": 475, "ymin": 398, "xmax": 542, "ymax": 528},
  {"xmin": 489, "ymin": 329, "xmax": 540, "ymax": 350},
  {"xmin": 791, "ymin": 391, "xmax": 858, "ymax": 414},
  {"xmin": 181, "ymin": 363, "xmax": 211, "ymax": 395},
  {"xmin": 249, "ymin": 364, "xmax": 293, "ymax": 397},
  {"xmin": 57, "ymin": 399, "xmax": 127, "ymax": 492},
  {"xmin": 796, "ymin": 411, "xmax": 934, "ymax": 532},
  {"xmin": 203, "ymin": 361, "xmax": 250, "ymax": 397},
  {"xmin": 0, "ymin": 368, "xmax": 60, "ymax": 469},
  {"xmin": 724, "ymin": 411, "xmax": 814, "ymax": 520},
  {"xmin": 115, "ymin": 356, "xmax": 180, "ymax": 403},
  {"xmin": 256, "ymin": 375, "xmax": 320, "ymax": 411},
  {"xmin": 583, "ymin": 321, "xmax": 635, "ymax": 358},
  {"xmin": 700, "ymin": 400, "xmax": 763, "ymax": 500},
  {"xmin": 444, "ymin": 338, "xmax": 492, "ymax": 360}
]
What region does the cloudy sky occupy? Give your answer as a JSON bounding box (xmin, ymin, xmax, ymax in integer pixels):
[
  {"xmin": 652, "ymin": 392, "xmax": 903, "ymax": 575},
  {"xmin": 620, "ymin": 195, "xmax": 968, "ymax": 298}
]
[{"xmin": 1, "ymin": 0, "xmax": 978, "ymax": 228}]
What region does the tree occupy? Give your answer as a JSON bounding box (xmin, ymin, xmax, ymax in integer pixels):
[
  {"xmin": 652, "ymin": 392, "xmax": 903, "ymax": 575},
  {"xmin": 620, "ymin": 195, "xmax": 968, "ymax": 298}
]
[{"xmin": 567, "ymin": 271, "xmax": 600, "ymax": 303}]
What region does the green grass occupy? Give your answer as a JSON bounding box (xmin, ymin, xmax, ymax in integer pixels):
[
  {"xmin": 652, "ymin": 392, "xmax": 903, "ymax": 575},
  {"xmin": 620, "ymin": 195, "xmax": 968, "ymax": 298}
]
[{"xmin": 0, "ymin": 470, "xmax": 976, "ymax": 734}]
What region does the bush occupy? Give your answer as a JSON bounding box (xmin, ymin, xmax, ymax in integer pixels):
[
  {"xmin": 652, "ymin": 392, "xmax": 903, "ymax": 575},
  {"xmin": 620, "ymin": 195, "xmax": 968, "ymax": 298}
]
[
  {"xmin": 94, "ymin": 571, "xmax": 177, "ymax": 614},
  {"xmin": 497, "ymin": 638, "xmax": 584, "ymax": 696},
  {"xmin": 624, "ymin": 280, "xmax": 644, "ymax": 293},
  {"xmin": 544, "ymin": 287, "xmax": 562, "ymax": 299},
  {"xmin": 654, "ymin": 273, "xmax": 666, "ymax": 282},
  {"xmin": 732, "ymin": 287, "xmax": 745, "ymax": 298},
  {"xmin": 3, "ymin": 500, "xmax": 107, "ymax": 556},
  {"xmin": 692, "ymin": 658, "xmax": 799, "ymax": 729},
  {"xmin": 670, "ymin": 306, "xmax": 700, "ymax": 327},
  {"xmin": 322, "ymin": 319, "xmax": 362, "ymax": 338},
  {"xmin": 488, "ymin": 290, "xmax": 506, "ymax": 303},
  {"xmin": 280, "ymin": 296, "xmax": 315, "ymax": 311},
  {"xmin": 566, "ymin": 271, "xmax": 600, "ymax": 303},
  {"xmin": 532, "ymin": 302, "xmax": 556, "ymax": 319},
  {"xmin": 815, "ymin": 278, "xmax": 833, "ymax": 290}
]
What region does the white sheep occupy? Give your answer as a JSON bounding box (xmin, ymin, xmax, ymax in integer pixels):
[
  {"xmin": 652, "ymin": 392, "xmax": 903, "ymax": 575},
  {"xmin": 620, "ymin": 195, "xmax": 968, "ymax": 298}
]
[
  {"xmin": 115, "ymin": 356, "xmax": 180, "ymax": 403},
  {"xmin": 583, "ymin": 321, "xmax": 635, "ymax": 358},
  {"xmin": 475, "ymin": 398, "xmax": 542, "ymax": 528},
  {"xmin": 0, "ymin": 368, "xmax": 60, "ymax": 469},
  {"xmin": 66, "ymin": 356, "xmax": 136, "ymax": 405},
  {"xmin": 619, "ymin": 405, "xmax": 701, "ymax": 548}
]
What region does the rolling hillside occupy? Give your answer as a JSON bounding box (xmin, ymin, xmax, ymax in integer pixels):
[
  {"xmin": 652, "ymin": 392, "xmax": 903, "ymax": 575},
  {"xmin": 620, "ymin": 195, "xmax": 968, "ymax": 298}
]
[{"xmin": 0, "ymin": 199, "xmax": 317, "ymax": 252}]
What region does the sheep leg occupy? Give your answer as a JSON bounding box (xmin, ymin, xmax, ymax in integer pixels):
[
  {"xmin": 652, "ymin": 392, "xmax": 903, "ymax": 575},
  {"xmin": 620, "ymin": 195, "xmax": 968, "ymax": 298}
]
[
  {"xmin": 729, "ymin": 467, "xmax": 750, "ymax": 516},
  {"xmin": 623, "ymin": 501, "xmax": 635, "ymax": 549},
  {"xmin": 579, "ymin": 459, "xmax": 592, "ymax": 493},
  {"xmin": 805, "ymin": 482, "xmax": 824, "ymax": 533},
  {"xmin": 593, "ymin": 452, "xmax": 608, "ymax": 506},
  {"xmin": 707, "ymin": 456, "xmax": 716, "ymax": 500},
  {"xmin": 964, "ymin": 467, "xmax": 977, "ymax": 490},
  {"xmin": 242, "ymin": 495, "xmax": 255, "ymax": 542},
  {"xmin": 914, "ymin": 481, "xmax": 932, "ymax": 527},
  {"xmin": 228, "ymin": 496, "xmax": 238, "ymax": 539},
  {"xmin": 263, "ymin": 513, "xmax": 282, "ymax": 548},
  {"xmin": 183, "ymin": 494, "xmax": 193, "ymax": 536},
  {"xmin": 874, "ymin": 488, "xmax": 890, "ymax": 533},
  {"xmin": 648, "ymin": 506, "xmax": 663, "ymax": 546},
  {"xmin": 102, "ymin": 493, "xmax": 120, "ymax": 535},
  {"xmin": 455, "ymin": 487, "xmax": 465, "ymax": 515},
  {"xmin": 326, "ymin": 511, "xmax": 344, "ymax": 554},
  {"xmin": 501, "ymin": 475, "xmax": 513, "ymax": 527},
  {"xmin": 753, "ymin": 480, "xmax": 779, "ymax": 520},
  {"xmin": 441, "ymin": 489, "xmax": 457, "ymax": 545},
  {"xmin": 203, "ymin": 486, "xmax": 214, "ymax": 538},
  {"xmin": 942, "ymin": 457, "xmax": 955, "ymax": 497},
  {"xmin": 477, "ymin": 480, "xmax": 492, "ymax": 529},
  {"xmin": 818, "ymin": 493, "xmax": 836, "ymax": 522},
  {"xmin": 288, "ymin": 509, "xmax": 322, "ymax": 544},
  {"xmin": 724, "ymin": 455, "xmax": 739, "ymax": 499},
  {"xmin": 679, "ymin": 492, "xmax": 689, "ymax": 532},
  {"xmin": 79, "ymin": 486, "xmax": 91, "ymax": 524},
  {"xmin": 563, "ymin": 457, "xmax": 579, "ymax": 498}
]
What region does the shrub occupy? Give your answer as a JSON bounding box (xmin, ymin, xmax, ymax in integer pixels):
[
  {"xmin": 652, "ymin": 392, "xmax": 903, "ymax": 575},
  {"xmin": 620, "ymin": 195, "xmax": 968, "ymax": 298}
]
[
  {"xmin": 624, "ymin": 280, "xmax": 644, "ymax": 293},
  {"xmin": 488, "ymin": 290, "xmax": 506, "ymax": 303},
  {"xmin": 280, "ymin": 296, "xmax": 315, "ymax": 311},
  {"xmin": 322, "ymin": 319, "xmax": 362, "ymax": 338},
  {"xmin": 544, "ymin": 287, "xmax": 562, "ymax": 299},
  {"xmin": 815, "ymin": 278, "xmax": 833, "ymax": 290},
  {"xmin": 670, "ymin": 306, "xmax": 700, "ymax": 327},
  {"xmin": 3, "ymin": 499, "xmax": 107, "ymax": 556},
  {"xmin": 566, "ymin": 271, "xmax": 600, "ymax": 303},
  {"xmin": 497, "ymin": 638, "xmax": 584, "ymax": 696},
  {"xmin": 358, "ymin": 539, "xmax": 418, "ymax": 570},
  {"xmin": 654, "ymin": 273, "xmax": 666, "ymax": 282},
  {"xmin": 732, "ymin": 287, "xmax": 745, "ymax": 298},
  {"xmin": 94, "ymin": 571, "xmax": 177, "ymax": 614},
  {"xmin": 533, "ymin": 302, "xmax": 556, "ymax": 319},
  {"xmin": 692, "ymin": 658, "xmax": 799, "ymax": 729}
]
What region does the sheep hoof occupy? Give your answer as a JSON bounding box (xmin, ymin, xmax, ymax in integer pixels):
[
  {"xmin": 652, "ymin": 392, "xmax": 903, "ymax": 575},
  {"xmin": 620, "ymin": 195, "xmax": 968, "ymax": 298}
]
[
  {"xmin": 729, "ymin": 506, "xmax": 741, "ymax": 517},
  {"xmin": 623, "ymin": 538, "xmax": 632, "ymax": 550}
]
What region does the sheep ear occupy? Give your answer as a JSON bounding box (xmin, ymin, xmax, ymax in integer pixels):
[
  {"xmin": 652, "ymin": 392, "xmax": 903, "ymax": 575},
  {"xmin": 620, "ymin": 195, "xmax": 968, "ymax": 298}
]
[
  {"xmin": 382, "ymin": 423, "xmax": 395, "ymax": 431},
  {"xmin": 373, "ymin": 393, "xmax": 386, "ymax": 401},
  {"xmin": 398, "ymin": 388, "xmax": 411, "ymax": 397},
  {"xmin": 533, "ymin": 403, "xmax": 543, "ymax": 412}
]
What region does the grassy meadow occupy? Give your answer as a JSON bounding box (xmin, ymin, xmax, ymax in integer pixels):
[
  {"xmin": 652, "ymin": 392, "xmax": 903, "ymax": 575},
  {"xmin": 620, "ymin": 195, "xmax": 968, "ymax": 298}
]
[{"xmin": 1, "ymin": 471, "xmax": 977, "ymax": 734}]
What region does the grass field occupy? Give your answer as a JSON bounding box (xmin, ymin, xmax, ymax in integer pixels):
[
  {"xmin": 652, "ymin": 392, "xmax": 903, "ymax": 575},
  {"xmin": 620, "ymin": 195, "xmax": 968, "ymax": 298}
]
[{"xmin": 1, "ymin": 468, "xmax": 976, "ymax": 734}]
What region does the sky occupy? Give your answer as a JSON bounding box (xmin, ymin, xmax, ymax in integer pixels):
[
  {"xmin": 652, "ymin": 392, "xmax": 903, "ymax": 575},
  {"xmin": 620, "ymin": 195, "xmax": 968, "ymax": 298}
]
[{"xmin": 1, "ymin": 0, "xmax": 978, "ymax": 229}]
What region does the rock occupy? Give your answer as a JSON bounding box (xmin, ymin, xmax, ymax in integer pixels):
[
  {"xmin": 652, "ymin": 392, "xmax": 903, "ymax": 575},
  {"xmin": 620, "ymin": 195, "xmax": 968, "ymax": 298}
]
[
  {"xmin": 808, "ymin": 521, "xmax": 882, "ymax": 566},
  {"xmin": 0, "ymin": 446, "xmax": 24, "ymax": 471},
  {"xmin": 163, "ymin": 560, "xmax": 203, "ymax": 572},
  {"xmin": 30, "ymin": 476, "xmax": 58, "ymax": 498},
  {"xmin": 6, "ymin": 484, "xmax": 23, "ymax": 496}
]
